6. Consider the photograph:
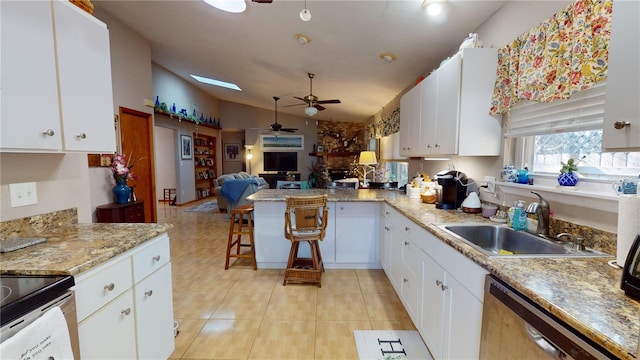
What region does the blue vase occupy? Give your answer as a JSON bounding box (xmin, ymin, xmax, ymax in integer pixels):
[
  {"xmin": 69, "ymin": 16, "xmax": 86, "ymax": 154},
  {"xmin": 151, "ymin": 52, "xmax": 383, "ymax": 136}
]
[
  {"xmin": 113, "ymin": 180, "xmax": 131, "ymax": 204},
  {"xmin": 557, "ymin": 172, "xmax": 578, "ymax": 186}
]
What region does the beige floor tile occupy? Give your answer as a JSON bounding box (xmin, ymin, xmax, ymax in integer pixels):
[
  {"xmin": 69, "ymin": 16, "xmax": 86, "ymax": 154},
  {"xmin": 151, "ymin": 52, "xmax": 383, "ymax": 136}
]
[
  {"xmin": 370, "ymin": 319, "xmax": 417, "ymax": 330},
  {"xmin": 228, "ymin": 269, "xmax": 281, "ymax": 293},
  {"xmin": 362, "ymin": 292, "xmax": 411, "ymax": 321},
  {"xmin": 249, "ymin": 320, "xmax": 316, "ymax": 360},
  {"xmin": 315, "ymin": 320, "xmax": 371, "ymax": 360},
  {"xmin": 317, "ymin": 272, "xmax": 362, "ymax": 294},
  {"xmin": 212, "ymin": 291, "xmax": 272, "ymax": 320},
  {"xmin": 173, "ymin": 290, "xmax": 228, "ymax": 320},
  {"xmin": 356, "ymin": 269, "xmax": 395, "ymax": 294},
  {"xmin": 265, "ymin": 286, "xmax": 317, "ymax": 320},
  {"xmin": 170, "ymin": 318, "xmax": 207, "ymax": 359},
  {"xmin": 182, "ymin": 319, "xmax": 261, "ymax": 359},
  {"xmin": 316, "ymin": 292, "xmax": 368, "ymax": 321}
]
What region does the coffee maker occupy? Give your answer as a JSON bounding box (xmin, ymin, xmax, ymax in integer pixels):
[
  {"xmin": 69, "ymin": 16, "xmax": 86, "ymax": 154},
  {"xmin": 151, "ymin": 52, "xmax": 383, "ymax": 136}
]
[{"xmin": 435, "ymin": 170, "xmax": 468, "ymax": 210}]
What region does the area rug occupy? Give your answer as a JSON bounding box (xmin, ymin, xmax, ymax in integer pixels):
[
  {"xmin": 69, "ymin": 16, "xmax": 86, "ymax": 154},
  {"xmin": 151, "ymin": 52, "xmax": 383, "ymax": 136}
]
[
  {"xmin": 184, "ymin": 200, "xmax": 218, "ymax": 212},
  {"xmin": 354, "ymin": 330, "xmax": 432, "ymax": 360}
]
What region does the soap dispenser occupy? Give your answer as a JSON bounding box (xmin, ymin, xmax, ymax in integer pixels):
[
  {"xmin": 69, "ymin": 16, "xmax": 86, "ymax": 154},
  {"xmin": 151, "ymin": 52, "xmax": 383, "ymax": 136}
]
[{"xmin": 512, "ymin": 200, "xmax": 527, "ymax": 231}]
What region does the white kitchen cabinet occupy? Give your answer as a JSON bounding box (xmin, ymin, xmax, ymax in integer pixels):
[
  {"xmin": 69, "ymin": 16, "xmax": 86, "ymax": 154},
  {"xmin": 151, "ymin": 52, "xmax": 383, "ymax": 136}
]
[
  {"xmin": 75, "ymin": 234, "xmax": 175, "ymax": 360},
  {"xmin": 78, "ymin": 290, "xmax": 137, "ymax": 359},
  {"xmin": 335, "ymin": 202, "xmax": 379, "ymax": 266},
  {"xmin": 603, "ymin": 0, "xmax": 640, "ymax": 150},
  {"xmin": 399, "ymin": 83, "xmax": 422, "ymax": 156},
  {"xmin": 399, "ymin": 48, "xmax": 501, "ymax": 156},
  {"xmin": 420, "ymin": 252, "xmax": 447, "ymax": 359},
  {"xmin": 0, "ymin": 0, "xmax": 116, "ymax": 152},
  {"xmin": 380, "ymin": 212, "xmax": 393, "ymax": 278},
  {"xmin": 380, "ymin": 132, "xmax": 405, "ymax": 160},
  {"xmin": 1, "ymin": 1, "xmax": 62, "ymax": 150}
]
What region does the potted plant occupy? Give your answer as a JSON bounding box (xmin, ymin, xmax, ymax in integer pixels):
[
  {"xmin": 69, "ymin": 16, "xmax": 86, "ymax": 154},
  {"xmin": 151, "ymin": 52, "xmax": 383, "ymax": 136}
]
[{"xmin": 558, "ymin": 156, "xmax": 585, "ymax": 186}]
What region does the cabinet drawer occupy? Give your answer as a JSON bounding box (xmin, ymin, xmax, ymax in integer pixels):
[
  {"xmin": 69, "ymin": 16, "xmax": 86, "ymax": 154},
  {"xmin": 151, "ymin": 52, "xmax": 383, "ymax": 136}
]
[
  {"xmin": 75, "ymin": 256, "xmax": 132, "ymax": 322},
  {"xmin": 132, "ymin": 234, "xmax": 170, "ymax": 283},
  {"xmin": 124, "ymin": 202, "xmax": 144, "ymax": 222}
]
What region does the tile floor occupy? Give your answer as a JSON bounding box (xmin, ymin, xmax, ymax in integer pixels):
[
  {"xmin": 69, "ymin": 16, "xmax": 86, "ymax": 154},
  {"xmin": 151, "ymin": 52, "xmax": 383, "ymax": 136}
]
[{"xmin": 159, "ymin": 200, "xmax": 415, "ymax": 360}]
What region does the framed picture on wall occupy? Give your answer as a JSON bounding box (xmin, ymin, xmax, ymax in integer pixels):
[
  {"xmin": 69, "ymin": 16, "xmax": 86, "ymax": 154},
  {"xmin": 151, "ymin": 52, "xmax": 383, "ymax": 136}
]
[
  {"xmin": 224, "ymin": 143, "xmax": 241, "ymax": 161},
  {"xmin": 180, "ymin": 135, "xmax": 193, "ymax": 160},
  {"xmin": 260, "ymin": 134, "xmax": 304, "ymax": 150}
]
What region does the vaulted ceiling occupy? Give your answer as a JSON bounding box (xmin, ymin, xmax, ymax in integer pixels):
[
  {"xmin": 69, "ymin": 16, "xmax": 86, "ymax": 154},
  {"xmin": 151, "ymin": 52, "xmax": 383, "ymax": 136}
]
[{"xmin": 94, "ymin": 0, "xmax": 506, "ymax": 123}]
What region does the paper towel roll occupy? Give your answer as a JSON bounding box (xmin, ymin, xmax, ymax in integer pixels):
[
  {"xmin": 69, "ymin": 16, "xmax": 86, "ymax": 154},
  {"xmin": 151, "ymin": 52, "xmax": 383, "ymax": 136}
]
[{"xmin": 617, "ymin": 195, "xmax": 640, "ymax": 267}]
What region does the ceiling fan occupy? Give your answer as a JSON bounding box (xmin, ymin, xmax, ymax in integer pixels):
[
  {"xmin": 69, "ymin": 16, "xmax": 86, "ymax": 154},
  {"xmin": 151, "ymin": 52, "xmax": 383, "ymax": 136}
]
[
  {"xmin": 253, "ymin": 96, "xmax": 298, "ymax": 134},
  {"xmin": 286, "ymin": 73, "xmax": 341, "ymax": 116}
]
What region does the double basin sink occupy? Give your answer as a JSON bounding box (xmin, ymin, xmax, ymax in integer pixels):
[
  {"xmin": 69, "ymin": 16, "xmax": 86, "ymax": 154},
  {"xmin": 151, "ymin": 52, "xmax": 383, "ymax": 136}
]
[{"xmin": 438, "ymin": 224, "xmax": 611, "ymax": 258}]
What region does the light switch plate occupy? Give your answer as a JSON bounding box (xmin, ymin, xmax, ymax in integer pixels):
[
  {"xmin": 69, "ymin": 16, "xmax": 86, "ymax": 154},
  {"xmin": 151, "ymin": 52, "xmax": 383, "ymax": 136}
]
[
  {"xmin": 484, "ymin": 176, "xmax": 496, "ymax": 193},
  {"xmin": 9, "ymin": 182, "xmax": 38, "ymax": 207}
]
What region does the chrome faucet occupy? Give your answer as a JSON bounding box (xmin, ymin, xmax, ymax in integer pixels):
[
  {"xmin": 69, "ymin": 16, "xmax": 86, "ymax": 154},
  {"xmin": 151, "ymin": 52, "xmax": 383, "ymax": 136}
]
[
  {"xmin": 528, "ymin": 191, "xmax": 550, "ymax": 237},
  {"xmin": 556, "ymin": 233, "xmax": 586, "ymax": 251}
]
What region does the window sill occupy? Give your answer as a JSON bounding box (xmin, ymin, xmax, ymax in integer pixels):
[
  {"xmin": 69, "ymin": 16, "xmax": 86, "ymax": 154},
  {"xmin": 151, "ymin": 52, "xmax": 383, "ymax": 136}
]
[{"xmin": 491, "ymin": 181, "xmax": 624, "ymax": 213}]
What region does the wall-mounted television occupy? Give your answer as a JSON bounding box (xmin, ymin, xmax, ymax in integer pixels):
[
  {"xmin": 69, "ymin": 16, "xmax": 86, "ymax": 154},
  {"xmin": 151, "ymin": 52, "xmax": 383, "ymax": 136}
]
[{"xmin": 263, "ymin": 152, "xmax": 297, "ymax": 172}]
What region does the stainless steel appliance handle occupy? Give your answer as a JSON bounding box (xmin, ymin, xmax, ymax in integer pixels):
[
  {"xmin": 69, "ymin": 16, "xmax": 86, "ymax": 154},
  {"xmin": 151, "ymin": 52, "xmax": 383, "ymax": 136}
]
[{"xmin": 525, "ymin": 323, "xmax": 566, "ymax": 359}]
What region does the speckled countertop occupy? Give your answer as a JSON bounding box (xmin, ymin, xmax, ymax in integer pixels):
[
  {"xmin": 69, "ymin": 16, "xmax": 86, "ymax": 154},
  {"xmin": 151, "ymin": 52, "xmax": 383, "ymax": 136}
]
[
  {"xmin": 249, "ymin": 189, "xmax": 639, "ymax": 359},
  {"xmin": 0, "ymin": 220, "xmax": 172, "ymax": 276}
]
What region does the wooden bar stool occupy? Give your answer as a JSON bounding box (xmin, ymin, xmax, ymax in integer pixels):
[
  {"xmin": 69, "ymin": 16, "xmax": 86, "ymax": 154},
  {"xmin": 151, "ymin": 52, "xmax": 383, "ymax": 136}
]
[
  {"xmin": 225, "ymin": 204, "xmax": 257, "ymax": 270},
  {"xmin": 283, "ymin": 195, "xmax": 328, "ymax": 287}
]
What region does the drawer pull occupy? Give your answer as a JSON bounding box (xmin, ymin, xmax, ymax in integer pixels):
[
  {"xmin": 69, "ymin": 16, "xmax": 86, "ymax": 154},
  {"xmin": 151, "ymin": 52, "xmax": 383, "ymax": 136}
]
[
  {"xmin": 43, "ymin": 129, "xmax": 55, "ymax": 136},
  {"xmin": 104, "ymin": 283, "xmax": 115, "ymax": 291},
  {"xmin": 403, "ymin": 278, "xmax": 408, "ymax": 283},
  {"xmin": 405, "ymin": 226, "xmax": 410, "ymax": 231},
  {"xmin": 76, "ymin": 132, "xmax": 87, "ymax": 139},
  {"xmin": 384, "ymin": 226, "xmax": 390, "ymax": 231},
  {"xmin": 435, "ymin": 280, "xmax": 443, "ymax": 287},
  {"xmin": 121, "ymin": 308, "xmax": 131, "ymax": 316},
  {"xmin": 404, "ymin": 241, "xmax": 409, "ymax": 246},
  {"xmin": 144, "ymin": 290, "xmax": 153, "ymax": 297},
  {"xmin": 440, "ymin": 284, "xmax": 448, "ymax": 291},
  {"xmin": 152, "ymin": 255, "xmax": 161, "ymax": 262}
]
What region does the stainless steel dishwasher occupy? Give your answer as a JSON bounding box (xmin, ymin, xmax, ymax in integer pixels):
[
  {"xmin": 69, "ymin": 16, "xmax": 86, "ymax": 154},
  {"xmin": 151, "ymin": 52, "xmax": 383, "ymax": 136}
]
[{"xmin": 479, "ymin": 275, "xmax": 615, "ymax": 359}]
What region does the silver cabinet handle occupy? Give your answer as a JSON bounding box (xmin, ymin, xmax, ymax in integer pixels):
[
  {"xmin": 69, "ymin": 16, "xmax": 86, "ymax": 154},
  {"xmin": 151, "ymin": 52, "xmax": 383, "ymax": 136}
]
[
  {"xmin": 525, "ymin": 323, "xmax": 565, "ymax": 359},
  {"xmin": 614, "ymin": 121, "xmax": 631, "ymax": 129},
  {"xmin": 144, "ymin": 290, "xmax": 153, "ymax": 297},
  {"xmin": 76, "ymin": 133, "xmax": 87, "ymax": 139},
  {"xmin": 435, "ymin": 280, "xmax": 443, "ymax": 287},
  {"xmin": 152, "ymin": 255, "xmax": 161, "ymax": 261},
  {"xmin": 404, "ymin": 241, "xmax": 409, "ymax": 246},
  {"xmin": 435, "ymin": 144, "xmax": 440, "ymax": 148},
  {"xmin": 405, "ymin": 226, "xmax": 410, "ymax": 231},
  {"xmin": 121, "ymin": 308, "xmax": 131, "ymax": 316},
  {"xmin": 340, "ymin": 206, "xmax": 344, "ymax": 210},
  {"xmin": 440, "ymin": 284, "xmax": 448, "ymax": 291},
  {"xmin": 104, "ymin": 283, "xmax": 115, "ymax": 291},
  {"xmin": 385, "ymin": 211, "xmax": 389, "ymax": 215},
  {"xmin": 403, "ymin": 278, "xmax": 408, "ymax": 283},
  {"xmin": 43, "ymin": 129, "xmax": 55, "ymax": 136},
  {"xmin": 384, "ymin": 226, "xmax": 390, "ymax": 231}
]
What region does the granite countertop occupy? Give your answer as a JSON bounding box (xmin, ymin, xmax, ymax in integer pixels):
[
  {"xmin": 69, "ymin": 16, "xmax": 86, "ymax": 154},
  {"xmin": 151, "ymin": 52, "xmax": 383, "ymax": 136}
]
[
  {"xmin": 0, "ymin": 222, "xmax": 172, "ymax": 276},
  {"xmin": 249, "ymin": 189, "xmax": 639, "ymax": 359}
]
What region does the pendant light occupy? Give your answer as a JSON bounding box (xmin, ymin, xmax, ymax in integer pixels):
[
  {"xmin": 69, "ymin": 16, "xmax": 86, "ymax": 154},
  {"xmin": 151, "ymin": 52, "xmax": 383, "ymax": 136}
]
[{"xmin": 299, "ymin": 0, "xmax": 311, "ymax": 21}]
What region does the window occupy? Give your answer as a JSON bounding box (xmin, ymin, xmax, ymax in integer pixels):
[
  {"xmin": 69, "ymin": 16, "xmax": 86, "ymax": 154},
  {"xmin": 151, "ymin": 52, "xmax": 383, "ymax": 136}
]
[{"xmin": 379, "ymin": 161, "xmax": 409, "ymax": 187}]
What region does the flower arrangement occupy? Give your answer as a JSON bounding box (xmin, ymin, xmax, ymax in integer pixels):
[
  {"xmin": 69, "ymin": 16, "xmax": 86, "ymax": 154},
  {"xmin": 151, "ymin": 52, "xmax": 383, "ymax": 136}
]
[
  {"xmin": 111, "ymin": 153, "xmax": 136, "ymax": 183},
  {"xmin": 559, "ymin": 155, "xmax": 586, "ymax": 173}
]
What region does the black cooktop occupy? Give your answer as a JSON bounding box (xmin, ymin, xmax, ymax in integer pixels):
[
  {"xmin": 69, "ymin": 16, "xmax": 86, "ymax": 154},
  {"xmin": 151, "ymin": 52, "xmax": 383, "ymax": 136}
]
[{"xmin": 0, "ymin": 275, "xmax": 74, "ymax": 326}]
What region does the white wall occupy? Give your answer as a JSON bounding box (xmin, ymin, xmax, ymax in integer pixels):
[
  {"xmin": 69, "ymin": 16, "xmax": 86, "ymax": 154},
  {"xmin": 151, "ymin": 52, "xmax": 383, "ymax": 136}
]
[{"xmin": 154, "ymin": 127, "xmax": 177, "ymax": 202}]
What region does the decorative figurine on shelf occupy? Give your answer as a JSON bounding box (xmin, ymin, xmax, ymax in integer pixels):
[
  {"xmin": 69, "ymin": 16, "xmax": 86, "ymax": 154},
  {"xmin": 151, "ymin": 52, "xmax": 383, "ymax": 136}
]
[
  {"xmin": 171, "ymin": 103, "xmax": 176, "ymax": 113},
  {"xmin": 155, "ymin": 96, "xmax": 160, "ymax": 107}
]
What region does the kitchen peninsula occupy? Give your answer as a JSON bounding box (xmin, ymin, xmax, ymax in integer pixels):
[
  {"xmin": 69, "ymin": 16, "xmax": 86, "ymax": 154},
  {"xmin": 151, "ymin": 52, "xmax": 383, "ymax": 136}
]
[{"xmin": 247, "ymin": 188, "xmax": 639, "ymax": 359}]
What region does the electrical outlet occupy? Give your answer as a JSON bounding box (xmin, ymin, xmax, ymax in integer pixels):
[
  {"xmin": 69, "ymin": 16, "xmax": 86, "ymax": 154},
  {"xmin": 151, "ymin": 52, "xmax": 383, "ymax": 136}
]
[
  {"xmin": 484, "ymin": 176, "xmax": 496, "ymax": 193},
  {"xmin": 9, "ymin": 182, "xmax": 38, "ymax": 207}
]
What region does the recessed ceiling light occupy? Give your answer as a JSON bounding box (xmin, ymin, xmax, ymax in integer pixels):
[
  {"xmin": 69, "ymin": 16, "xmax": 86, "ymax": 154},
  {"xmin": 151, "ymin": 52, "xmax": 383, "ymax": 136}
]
[
  {"xmin": 190, "ymin": 74, "xmax": 242, "ymax": 91},
  {"xmin": 204, "ymin": 0, "xmax": 246, "ymax": 14},
  {"xmin": 422, "ymin": 0, "xmax": 447, "ymax": 17},
  {"xmin": 295, "ymin": 34, "xmax": 311, "ymax": 45},
  {"xmin": 379, "ymin": 52, "xmax": 397, "ymax": 63}
]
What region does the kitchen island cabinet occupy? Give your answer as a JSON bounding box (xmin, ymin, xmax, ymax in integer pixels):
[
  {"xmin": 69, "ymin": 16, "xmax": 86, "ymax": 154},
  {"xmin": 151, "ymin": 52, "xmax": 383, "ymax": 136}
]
[{"xmin": 1, "ymin": 0, "xmax": 115, "ymax": 152}]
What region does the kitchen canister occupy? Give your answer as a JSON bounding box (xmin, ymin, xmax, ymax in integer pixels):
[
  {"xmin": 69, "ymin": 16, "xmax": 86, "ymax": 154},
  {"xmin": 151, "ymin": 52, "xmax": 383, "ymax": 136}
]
[{"xmin": 407, "ymin": 186, "xmax": 421, "ymax": 199}]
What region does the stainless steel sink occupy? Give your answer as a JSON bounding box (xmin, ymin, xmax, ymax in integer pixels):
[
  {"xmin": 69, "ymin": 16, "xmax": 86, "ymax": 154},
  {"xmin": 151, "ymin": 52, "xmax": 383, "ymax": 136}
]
[{"xmin": 438, "ymin": 224, "xmax": 611, "ymax": 258}]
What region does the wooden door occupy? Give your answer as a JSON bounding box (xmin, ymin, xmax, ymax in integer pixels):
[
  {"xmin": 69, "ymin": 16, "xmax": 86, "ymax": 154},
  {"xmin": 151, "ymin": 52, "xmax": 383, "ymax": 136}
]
[{"xmin": 119, "ymin": 107, "xmax": 156, "ymax": 223}]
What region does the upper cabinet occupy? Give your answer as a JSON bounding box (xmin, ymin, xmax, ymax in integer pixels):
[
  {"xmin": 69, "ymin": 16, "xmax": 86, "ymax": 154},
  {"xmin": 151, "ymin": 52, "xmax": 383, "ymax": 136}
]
[
  {"xmin": 400, "ymin": 48, "xmax": 501, "ymax": 157},
  {"xmin": 1, "ymin": 0, "xmax": 116, "ymax": 153},
  {"xmin": 603, "ymin": 0, "xmax": 639, "ymax": 151}
]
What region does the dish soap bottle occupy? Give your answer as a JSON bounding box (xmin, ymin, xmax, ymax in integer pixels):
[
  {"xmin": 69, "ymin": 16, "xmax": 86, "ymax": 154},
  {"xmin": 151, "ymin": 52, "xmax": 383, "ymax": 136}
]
[
  {"xmin": 507, "ymin": 201, "xmax": 516, "ymax": 227},
  {"xmin": 512, "ymin": 200, "xmax": 527, "ymax": 231}
]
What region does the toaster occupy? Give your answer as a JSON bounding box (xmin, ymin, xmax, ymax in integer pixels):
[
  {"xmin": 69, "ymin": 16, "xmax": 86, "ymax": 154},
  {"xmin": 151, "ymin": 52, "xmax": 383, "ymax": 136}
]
[{"xmin": 621, "ymin": 234, "xmax": 640, "ymax": 300}]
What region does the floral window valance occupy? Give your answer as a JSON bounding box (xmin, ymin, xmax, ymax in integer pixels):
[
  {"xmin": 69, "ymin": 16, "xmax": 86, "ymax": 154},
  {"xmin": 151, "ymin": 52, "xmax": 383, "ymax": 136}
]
[{"xmin": 490, "ymin": 0, "xmax": 612, "ymax": 115}]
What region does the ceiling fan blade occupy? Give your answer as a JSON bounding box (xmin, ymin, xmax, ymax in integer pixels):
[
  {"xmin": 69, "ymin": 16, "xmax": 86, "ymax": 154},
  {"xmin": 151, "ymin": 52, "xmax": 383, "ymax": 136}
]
[
  {"xmin": 293, "ymin": 96, "xmax": 308, "ymax": 102},
  {"xmin": 280, "ymin": 128, "xmax": 298, "ymax": 132},
  {"xmin": 314, "ymin": 104, "xmax": 326, "ymax": 111},
  {"xmin": 316, "ymin": 99, "xmax": 341, "ymax": 104}
]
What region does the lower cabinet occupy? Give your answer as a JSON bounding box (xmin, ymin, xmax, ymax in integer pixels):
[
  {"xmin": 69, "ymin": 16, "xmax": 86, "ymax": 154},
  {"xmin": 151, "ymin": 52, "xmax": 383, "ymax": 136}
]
[
  {"xmin": 335, "ymin": 202, "xmax": 379, "ymax": 264},
  {"xmin": 382, "ymin": 206, "xmax": 487, "ymax": 360},
  {"xmin": 75, "ymin": 234, "xmax": 174, "ymax": 359}
]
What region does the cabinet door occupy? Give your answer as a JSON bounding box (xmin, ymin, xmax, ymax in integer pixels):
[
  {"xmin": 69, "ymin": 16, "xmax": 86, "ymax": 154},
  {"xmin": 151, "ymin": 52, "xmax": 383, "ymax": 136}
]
[
  {"xmin": 420, "ymin": 254, "xmax": 447, "ymax": 360},
  {"xmin": 434, "ymin": 54, "xmax": 461, "ymax": 155},
  {"xmin": 380, "ymin": 216, "xmax": 392, "ymax": 274},
  {"xmin": 0, "ymin": 1, "xmax": 62, "ymax": 150},
  {"xmin": 53, "ymin": 1, "xmax": 116, "ymax": 152},
  {"xmin": 79, "ymin": 290, "xmax": 137, "ymax": 360},
  {"xmin": 443, "ymin": 274, "xmax": 483, "ymax": 360},
  {"xmin": 335, "ymin": 202, "xmax": 379, "ymax": 264},
  {"xmin": 400, "ymin": 239, "xmax": 422, "ymax": 322},
  {"xmin": 419, "ymin": 72, "xmax": 438, "ymax": 153},
  {"xmin": 135, "ymin": 264, "xmax": 175, "ymax": 360},
  {"xmin": 399, "ymin": 84, "xmax": 422, "ymax": 156},
  {"xmin": 603, "ymin": 0, "xmax": 640, "ymax": 150}
]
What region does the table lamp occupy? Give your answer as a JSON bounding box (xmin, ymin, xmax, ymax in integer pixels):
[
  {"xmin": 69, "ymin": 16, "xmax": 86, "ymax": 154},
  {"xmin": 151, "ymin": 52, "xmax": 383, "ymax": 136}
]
[{"xmin": 358, "ymin": 151, "xmax": 377, "ymax": 187}]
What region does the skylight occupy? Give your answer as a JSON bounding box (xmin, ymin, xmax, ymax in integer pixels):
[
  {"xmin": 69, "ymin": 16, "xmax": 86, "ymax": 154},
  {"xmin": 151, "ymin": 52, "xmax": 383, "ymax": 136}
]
[
  {"xmin": 203, "ymin": 0, "xmax": 246, "ymax": 13},
  {"xmin": 190, "ymin": 75, "xmax": 242, "ymax": 91}
]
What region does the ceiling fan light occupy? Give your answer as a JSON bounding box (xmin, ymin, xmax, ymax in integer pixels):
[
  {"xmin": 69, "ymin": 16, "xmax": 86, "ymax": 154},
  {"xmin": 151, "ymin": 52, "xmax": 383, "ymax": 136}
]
[
  {"xmin": 204, "ymin": 0, "xmax": 246, "ymax": 13},
  {"xmin": 305, "ymin": 106, "xmax": 318, "ymax": 116},
  {"xmin": 295, "ymin": 34, "xmax": 311, "ymax": 45},
  {"xmin": 299, "ymin": 8, "xmax": 311, "ymax": 21}
]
